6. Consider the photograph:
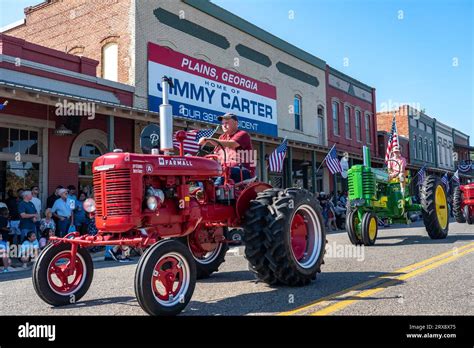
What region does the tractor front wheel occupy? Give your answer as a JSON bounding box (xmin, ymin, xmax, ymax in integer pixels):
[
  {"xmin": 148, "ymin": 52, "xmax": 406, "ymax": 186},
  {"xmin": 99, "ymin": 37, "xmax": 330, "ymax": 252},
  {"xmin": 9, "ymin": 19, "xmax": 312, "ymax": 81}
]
[
  {"xmin": 452, "ymin": 186, "xmax": 465, "ymax": 223},
  {"xmin": 135, "ymin": 239, "xmax": 196, "ymax": 316},
  {"xmin": 346, "ymin": 210, "xmax": 363, "ymax": 245},
  {"xmin": 33, "ymin": 243, "xmax": 93, "ymax": 306},
  {"xmin": 464, "ymin": 206, "xmax": 473, "ymax": 225},
  {"xmin": 421, "ymin": 175, "xmax": 449, "ymax": 239},
  {"xmin": 361, "ymin": 212, "xmax": 378, "ymax": 246}
]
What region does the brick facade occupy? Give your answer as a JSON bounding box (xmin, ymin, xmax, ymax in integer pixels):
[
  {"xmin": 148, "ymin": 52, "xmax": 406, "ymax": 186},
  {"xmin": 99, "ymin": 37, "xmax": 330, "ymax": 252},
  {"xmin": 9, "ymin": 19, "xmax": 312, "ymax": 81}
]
[{"xmin": 5, "ymin": 0, "xmax": 133, "ymax": 85}]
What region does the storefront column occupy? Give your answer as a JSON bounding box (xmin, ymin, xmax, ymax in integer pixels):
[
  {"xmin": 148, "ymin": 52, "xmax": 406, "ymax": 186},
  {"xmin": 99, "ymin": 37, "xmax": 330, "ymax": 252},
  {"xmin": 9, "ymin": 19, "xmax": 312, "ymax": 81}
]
[
  {"xmin": 286, "ymin": 146, "xmax": 293, "ymax": 188},
  {"xmin": 107, "ymin": 115, "xmax": 115, "ymax": 152},
  {"xmin": 311, "ymin": 150, "xmax": 316, "ymax": 193},
  {"xmin": 259, "ymin": 141, "xmax": 267, "ymax": 183}
]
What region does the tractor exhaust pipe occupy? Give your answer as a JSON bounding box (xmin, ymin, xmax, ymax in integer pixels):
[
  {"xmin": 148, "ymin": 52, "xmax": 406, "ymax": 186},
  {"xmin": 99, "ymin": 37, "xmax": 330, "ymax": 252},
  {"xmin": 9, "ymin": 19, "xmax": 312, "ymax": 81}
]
[
  {"xmin": 160, "ymin": 76, "xmax": 174, "ymax": 154},
  {"xmin": 363, "ymin": 145, "xmax": 371, "ymax": 168}
]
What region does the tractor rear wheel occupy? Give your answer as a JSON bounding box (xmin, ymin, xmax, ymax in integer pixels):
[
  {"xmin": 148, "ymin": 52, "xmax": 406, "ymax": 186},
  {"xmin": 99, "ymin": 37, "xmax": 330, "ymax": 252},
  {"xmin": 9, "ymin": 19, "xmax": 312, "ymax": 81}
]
[
  {"xmin": 135, "ymin": 239, "xmax": 196, "ymax": 316},
  {"xmin": 244, "ymin": 188, "xmax": 326, "ymax": 286},
  {"xmin": 346, "ymin": 210, "xmax": 363, "ymax": 245},
  {"xmin": 421, "ymin": 175, "xmax": 449, "ymax": 239},
  {"xmin": 33, "ymin": 243, "xmax": 93, "ymax": 306},
  {"xmin": 452, "ymin": 186, "xmax": 465, "ymax": 223},
  {"xmin": 361, "ymin": 212, "xmax": 378, "ymax": 246}
]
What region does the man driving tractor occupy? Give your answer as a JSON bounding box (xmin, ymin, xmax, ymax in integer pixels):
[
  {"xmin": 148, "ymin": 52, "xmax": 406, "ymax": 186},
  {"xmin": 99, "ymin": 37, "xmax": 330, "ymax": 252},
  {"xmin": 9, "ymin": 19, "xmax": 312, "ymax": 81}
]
[
  {"xmin": 388, "ymin": 145, "xmax": 407, "ymax": 209},
  {"xmin": 198, "ymin": 113, "xmax": 255, "ymax": 184}
]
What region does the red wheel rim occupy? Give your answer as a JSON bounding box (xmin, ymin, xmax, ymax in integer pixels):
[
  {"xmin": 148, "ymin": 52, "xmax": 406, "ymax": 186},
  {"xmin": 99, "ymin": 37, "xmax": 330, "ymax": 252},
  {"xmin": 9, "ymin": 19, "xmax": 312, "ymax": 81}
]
[
  {"xmin": 151, "ymin": 252, "xmax": 190, "ymax": 307},
  {"xmin": 187, "ymin": 234, "xmax": 221, "ymax": 264},
  {"xmin": 47, "ymin": 251, "xmax": 85, "ymax": 296},
  {"xmin": 290, "ymin": 212, "xmax": 308, "ymax": 261}
]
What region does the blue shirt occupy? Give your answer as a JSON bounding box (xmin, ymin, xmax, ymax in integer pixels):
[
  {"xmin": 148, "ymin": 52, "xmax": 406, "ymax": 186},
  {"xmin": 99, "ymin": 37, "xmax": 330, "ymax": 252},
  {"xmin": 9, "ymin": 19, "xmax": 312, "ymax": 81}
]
[
  {"xmin": 20, "ymin": 240, "xmax": 39, "ymax": 257},
  {"xmin": 51, "ymin": 198, "xmax": 72, "ymax": 218},
  {"xmin": 74, "ymin": 199, "xmax": 86, "ymax": 224},
  {"xmin": 18, "ymin": 200, "xmax": 37, "ymax": 231}
]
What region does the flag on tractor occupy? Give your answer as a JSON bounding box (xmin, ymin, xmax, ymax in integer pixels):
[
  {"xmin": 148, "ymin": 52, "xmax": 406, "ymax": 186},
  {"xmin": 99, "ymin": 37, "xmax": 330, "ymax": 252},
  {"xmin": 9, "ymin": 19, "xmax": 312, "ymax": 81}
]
[
  {"xmin": 416, "ymin": 165, "xmax": 426, "ymax": 186},
  {"xmin": 173, "ymin": 128, "xmax": 216, "ymax": 155},
  {"xmin": 453, "ymin": 169, "xmax": 460, "ymax": 184},
  {"xmin": 325, "ymin": 144, "xmax": 343, "ymax": 175},
  {"xmin": 268, "ymin": 138, "xmax": 288, "ymax": 173},
  {"xmin": 385, "ymin": 114, "xmax": 399, "ymax": 164},
  {"xmin": 441, "ymin": 172, "xmax": 449, "ymax": 193}
]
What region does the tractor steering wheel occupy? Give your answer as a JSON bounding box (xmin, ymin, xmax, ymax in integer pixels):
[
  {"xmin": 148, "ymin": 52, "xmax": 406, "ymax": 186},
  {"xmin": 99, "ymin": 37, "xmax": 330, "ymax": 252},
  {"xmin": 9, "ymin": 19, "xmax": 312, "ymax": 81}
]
[
  {"xmin": 386, "ymin": 159, "xmax": 402, "ymax": 178},
  {"xmin": 197, "ymin": 138, "xmax": 227, "ymax": 165}
]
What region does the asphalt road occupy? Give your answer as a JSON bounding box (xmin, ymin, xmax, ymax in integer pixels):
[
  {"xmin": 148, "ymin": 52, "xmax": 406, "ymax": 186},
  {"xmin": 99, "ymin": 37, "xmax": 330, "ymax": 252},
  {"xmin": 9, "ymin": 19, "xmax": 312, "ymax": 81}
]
[{"xmin": 1, "ymin": 221, "xmax": 473, "ymax": 316}]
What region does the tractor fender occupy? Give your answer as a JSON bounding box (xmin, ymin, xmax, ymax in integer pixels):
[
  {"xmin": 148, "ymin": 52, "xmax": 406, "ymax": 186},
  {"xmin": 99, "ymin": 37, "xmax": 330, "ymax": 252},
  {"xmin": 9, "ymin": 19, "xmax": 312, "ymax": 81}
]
[{"xmin": 236, "ymin": 182, "xmax": 272, "ymax": 221}]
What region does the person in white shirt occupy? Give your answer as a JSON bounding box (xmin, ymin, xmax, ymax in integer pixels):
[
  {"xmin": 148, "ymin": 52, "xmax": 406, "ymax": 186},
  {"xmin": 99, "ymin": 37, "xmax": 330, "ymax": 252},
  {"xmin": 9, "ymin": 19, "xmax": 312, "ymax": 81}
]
[{"xmin": 30, "ymin": 186, "xmax": 42, "ymax": 217}]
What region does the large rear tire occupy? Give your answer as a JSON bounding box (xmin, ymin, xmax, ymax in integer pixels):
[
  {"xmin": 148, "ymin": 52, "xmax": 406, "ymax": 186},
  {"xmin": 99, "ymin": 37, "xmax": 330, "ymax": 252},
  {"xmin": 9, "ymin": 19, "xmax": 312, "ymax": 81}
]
[
  {"xmin": 421, "ymin": 175, "xmax": 449, "ymax": 239},
  {"xmin": 135, "ymin": 240, "xmax": 196, "ymax": 316},
  {"xmin": 33, "ymin": 243, "xmax": 93, "ymax": 306},
  {"xmin": 452, "ymin": 186, "xmax": 465, "ymax": 223},
  {"xmin": 244, "ymin": 188, "xmax": 326, "ymax": 286}
]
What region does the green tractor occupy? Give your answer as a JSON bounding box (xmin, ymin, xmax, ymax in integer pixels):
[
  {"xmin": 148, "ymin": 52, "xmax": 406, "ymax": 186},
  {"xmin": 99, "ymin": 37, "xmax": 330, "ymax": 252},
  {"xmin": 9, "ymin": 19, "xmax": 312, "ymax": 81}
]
[{"xmin": 346, "ymin": 146, "xmax": 449, "ymax": 246}]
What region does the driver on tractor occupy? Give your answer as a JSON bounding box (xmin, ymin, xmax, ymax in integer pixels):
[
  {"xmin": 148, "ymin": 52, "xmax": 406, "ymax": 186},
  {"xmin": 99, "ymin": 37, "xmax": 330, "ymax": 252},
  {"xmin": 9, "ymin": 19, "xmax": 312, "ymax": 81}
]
[
  {"xmin": 388, "ymin": 145, "xmax": 407, "ymax": 200},
  {"xmin": 198, "ymin": 113, "xmax": 255, "ymax": 185}
]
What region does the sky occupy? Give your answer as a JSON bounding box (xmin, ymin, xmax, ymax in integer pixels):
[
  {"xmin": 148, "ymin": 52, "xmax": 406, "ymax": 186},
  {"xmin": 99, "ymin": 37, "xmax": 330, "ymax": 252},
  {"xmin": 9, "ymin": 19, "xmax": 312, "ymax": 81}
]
[{"xmin": 1, "ymin": 0, "xmax": 473, "ymax": 143}]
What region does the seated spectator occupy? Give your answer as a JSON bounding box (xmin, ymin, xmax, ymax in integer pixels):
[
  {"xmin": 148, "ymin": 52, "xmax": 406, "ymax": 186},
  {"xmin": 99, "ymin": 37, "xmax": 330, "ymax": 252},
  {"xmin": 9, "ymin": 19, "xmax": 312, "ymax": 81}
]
[
  {"xmin": 39, "ymin": 228, "xmax": 54, "ymax": 249},
  {"xmin": 19, "ymin": 231, "xmax": 39, "ymax": 268},
  {"xmin": 0, "ymin": 233, "xmax": 11, "ymax": 272},
  {"xmin": 39, "ymin": 208, "xmax": 56, "ymax": 235}
]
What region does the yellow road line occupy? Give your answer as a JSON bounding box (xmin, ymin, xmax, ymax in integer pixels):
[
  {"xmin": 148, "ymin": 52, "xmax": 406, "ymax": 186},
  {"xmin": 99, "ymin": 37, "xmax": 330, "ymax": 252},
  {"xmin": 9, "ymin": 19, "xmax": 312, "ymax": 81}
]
[
  {"xmin": 311, "ymin": 246, "xmax": 474, "ymax": 316},
  {"xmin": 279, "ymin": 241, "xmax": 474, "ymax": 316}
]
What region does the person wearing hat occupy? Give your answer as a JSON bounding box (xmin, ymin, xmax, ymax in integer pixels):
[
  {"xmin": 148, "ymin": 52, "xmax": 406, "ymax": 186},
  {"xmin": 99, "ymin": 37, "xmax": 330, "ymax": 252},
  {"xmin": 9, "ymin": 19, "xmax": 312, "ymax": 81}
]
[
  {"xmin": 198, "ymin": 113, "xmax": 255, "ymax": 184},
  {"xmin": 51, "ymin": 188, "xmax": 74, "ymax": 237},
  {"xmin": 388, "ymin": 145, "xmax": 407, "ymax": 196}
]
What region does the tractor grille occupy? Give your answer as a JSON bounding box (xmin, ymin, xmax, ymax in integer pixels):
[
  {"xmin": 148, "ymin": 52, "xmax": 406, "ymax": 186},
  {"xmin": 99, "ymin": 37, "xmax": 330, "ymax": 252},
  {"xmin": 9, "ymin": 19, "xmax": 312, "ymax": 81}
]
[
  {"xmin": 94, "ymin": 169, "xmax": 132, "ymax": 217},
  {"xmin": 362, "ymin": 171, "xmax": 375, "ymax": 196},
  {"xmin": 348, "ymin": 175, "xmax": 355, "ymax": 196}
]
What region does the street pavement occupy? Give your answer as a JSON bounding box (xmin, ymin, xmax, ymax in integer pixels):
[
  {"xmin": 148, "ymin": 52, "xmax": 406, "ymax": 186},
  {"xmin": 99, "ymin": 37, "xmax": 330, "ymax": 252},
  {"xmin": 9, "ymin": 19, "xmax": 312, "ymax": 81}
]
[{"xmin": 0, "ymin": 220, "xmax": 473, "ymax": 316}]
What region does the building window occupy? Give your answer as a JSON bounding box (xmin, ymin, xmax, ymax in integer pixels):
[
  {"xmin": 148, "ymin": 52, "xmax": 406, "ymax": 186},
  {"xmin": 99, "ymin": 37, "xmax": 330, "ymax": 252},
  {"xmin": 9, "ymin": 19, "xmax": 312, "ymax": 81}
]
[
  {"xmin": 419, "ymin": 122, "xmax": 426, "ymax": 131},
  {"xmin": 355, "ymin": 110, "xmax": 361, "ymax": 141},
  {"xmin": 438, "ymin": 139, "xmax": 443, "ymax": 165},
  {"xmin": 427, "ymin": 125, "xmax": 432, "ymax": 134},
  {"xmin": 365, "ymin": 113, "xmax": 371, "ymax": 144},
  {"xmin": 444, "ymin": 140, "xmax": 449, "ymax": 166},
  {"xmin": 344, "ymin": 105, "xmax": 351, "ymax": 139},
  {"xmin": 413, "ymin": 135, "xmax": 417, "ymax": 159},
  {"xmin": 317, "ymin": 106, "xmax": 325, "ymax": 145},
  {"xmin": 0, "ymin": 127, "xmax": 39, "ymax": 155},
  {"xmin": 332, "ymin": 101, "xmax": 339, "ymax": 136},
  {"xmin": 410, "ymin": 118, "xmax": 417, "ymax": 127},
  {"xmin": 294, "ymin": 95, "xmax": 302, "ymax": 131},
  {"xmin": 429, "ymin": 141, "xmax": 433, "ymax": 163},
  {"xmin": 418, "ymin": 138, "xmax": 423, "ymax": 161},
  {"xmin": 102, "ymin": 42, "xmax": 119, "ymax": 82},
  {"xmin": 424, "ymin": 139, "xmax": 428, "ymax": 162}
]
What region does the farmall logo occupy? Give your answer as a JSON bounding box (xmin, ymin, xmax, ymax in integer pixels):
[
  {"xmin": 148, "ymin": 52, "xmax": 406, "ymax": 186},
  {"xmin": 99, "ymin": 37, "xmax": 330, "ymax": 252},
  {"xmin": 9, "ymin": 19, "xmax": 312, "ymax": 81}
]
[{"xmin": 158, "ymin": 158, "xmax": 193, "ymax": 167}]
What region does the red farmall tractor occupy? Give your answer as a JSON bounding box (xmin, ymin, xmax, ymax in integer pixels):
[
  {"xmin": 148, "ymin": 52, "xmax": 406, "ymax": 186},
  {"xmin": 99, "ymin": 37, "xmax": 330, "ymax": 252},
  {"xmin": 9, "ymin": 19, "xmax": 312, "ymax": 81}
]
[
  {"xmin": 453, "ymin": 182, "xmax": 474, "ymax": 224},
  {"xmin": 32, "ymin": 77, "xmax": 326, "ymax": 315}
]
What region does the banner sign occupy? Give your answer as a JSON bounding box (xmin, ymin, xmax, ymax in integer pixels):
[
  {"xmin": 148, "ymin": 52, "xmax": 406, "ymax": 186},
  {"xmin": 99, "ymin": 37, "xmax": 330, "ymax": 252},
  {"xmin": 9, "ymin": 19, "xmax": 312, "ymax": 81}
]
[
  {"xmin": 148, "ymin": 43, "xmax": 278, "ymax": 136},
  {"xmin": 458, "ymin": 161, "xmax": 473, "ymax": 173}
]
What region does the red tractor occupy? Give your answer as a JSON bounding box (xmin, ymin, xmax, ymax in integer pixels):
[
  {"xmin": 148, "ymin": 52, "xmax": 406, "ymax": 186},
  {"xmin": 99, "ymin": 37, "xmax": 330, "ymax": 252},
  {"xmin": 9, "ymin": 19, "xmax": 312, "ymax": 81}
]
[
  {"xmin": 32, "ymin": 77, "xmax": 326, "ymax": 315},
  {"xmin": 453, "ymin": 182, "xmax": 474, "ymax": 224}
]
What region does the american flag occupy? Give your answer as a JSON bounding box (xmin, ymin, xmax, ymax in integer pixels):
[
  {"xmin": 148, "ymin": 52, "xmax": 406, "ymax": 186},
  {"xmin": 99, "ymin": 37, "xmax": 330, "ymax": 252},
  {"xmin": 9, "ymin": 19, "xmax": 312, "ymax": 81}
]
[
  {"xmin": 385, "ymin": 115, "xmax": 399, "ymax": 164},
  {"xmin": 325, "ymin": 144, "xmax": 343, "ymax": 174},
  {"xmin": 416, "ymin": 165, "xmax": 426, "ymax": 186},
  {"xmin": 268, "ymin": 138, "xmax": 288, "ymax": 173},
  {"xmin": 453, "ymin": 169, "xmax": 460, "ymax": 184},
  {"xmin": 173, "ymin": 128, "xmax": 216, "ymax": 155},
  {"xmin": 441, "ymin": 172, "xmax": 449, "ymax": 193}
]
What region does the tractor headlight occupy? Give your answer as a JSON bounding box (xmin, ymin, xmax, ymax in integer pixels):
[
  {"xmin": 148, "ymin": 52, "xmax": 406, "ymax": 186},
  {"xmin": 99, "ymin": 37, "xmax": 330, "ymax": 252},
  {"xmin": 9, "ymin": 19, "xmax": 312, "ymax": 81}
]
[
  {"xmin": 146, "ymin": 196, "xmax": 158, "ymax": 211},
  {"xmin": 83, "ymin": 198, "xmax": 96, "ymax": 213}
]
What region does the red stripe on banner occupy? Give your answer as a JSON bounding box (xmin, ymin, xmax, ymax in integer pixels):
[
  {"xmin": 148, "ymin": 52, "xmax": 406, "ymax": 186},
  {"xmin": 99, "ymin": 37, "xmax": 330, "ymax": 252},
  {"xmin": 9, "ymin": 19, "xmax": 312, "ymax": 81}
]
[{"xmin": 148, "ymin": 42, "xmax": 277, "ymax": 99}]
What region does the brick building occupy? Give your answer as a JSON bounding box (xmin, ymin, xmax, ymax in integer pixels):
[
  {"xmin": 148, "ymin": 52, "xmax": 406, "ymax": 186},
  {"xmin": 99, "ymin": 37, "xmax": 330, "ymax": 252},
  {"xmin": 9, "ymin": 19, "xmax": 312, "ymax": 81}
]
[{"xmin": 0, "ymin": 33, "xmax": 144, "ymax": 205}]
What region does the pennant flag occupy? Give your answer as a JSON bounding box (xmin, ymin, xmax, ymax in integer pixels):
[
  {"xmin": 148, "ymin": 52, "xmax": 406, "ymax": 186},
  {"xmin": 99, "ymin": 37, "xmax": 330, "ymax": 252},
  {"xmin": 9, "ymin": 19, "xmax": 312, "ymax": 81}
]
[
  {"xmin": 173, "ymin": 128, "xmax": 216, "ymax": 155},
  {"xmin": 458, "ymin": 161, "xmax": 472, "ymax": 173},
  {"xmin": 453, "ymin": 169, "xmax": 460, "ymax": 184},
  {"xmin": 325, "ymin": 145, "xmax": 343, "ymax": 175},
  {"xmin": 441, "ymin": 172, "xmax": 449, "ymax": 193},
  {"xmin": 268, "ymin": 138, "xmax": 288, "ymax": 173}
]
